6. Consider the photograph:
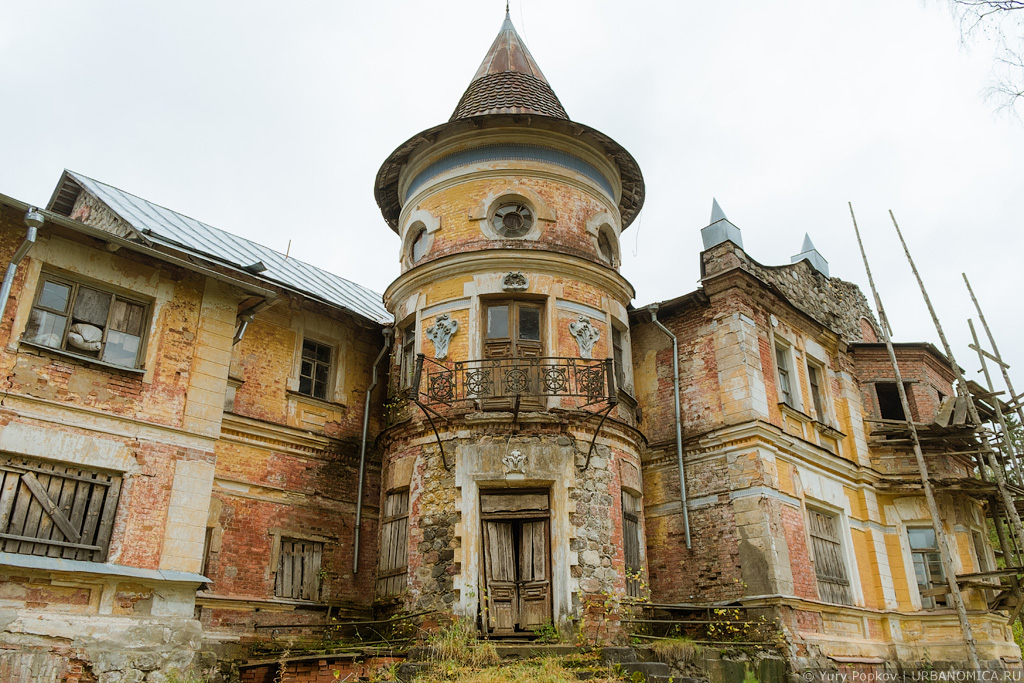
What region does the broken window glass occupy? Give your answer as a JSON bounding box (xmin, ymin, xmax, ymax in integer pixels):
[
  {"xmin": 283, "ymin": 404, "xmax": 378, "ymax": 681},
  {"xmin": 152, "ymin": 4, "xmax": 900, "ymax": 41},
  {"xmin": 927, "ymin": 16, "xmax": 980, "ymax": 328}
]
[{"xmin": 24, "ymin": 274, "xmax": 148, "ymax": 368}]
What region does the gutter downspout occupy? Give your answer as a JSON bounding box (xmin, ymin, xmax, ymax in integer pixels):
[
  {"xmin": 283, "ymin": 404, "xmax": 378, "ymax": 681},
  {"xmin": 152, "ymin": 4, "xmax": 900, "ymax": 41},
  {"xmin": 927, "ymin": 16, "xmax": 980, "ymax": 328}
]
[
  {"xmin": 1, "ymin": 208, "xmax": 43, "ymax": 322},
  {"xmin": 354, "ymin": 327, "xmax": 393, "ymax": 574},
  {"xmin": 648, "ymin": 304, "xmax": 690, "ymax": 549}
]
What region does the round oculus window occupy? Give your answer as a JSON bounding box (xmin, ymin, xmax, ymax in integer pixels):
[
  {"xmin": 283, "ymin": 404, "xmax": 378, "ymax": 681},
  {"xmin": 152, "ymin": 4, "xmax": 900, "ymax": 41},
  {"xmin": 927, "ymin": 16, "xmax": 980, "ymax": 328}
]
[{"xmin": 492, "ymin": 203, "xmax": 534, "ymax": 238}]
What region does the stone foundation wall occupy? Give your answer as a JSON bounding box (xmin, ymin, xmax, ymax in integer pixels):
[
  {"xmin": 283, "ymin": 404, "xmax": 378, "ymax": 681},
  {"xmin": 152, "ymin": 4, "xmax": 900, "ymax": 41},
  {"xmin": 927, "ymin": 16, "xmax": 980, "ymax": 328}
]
[{"xmin": 380, "ymin": 414, "xmax": 645, "ymax": 640}]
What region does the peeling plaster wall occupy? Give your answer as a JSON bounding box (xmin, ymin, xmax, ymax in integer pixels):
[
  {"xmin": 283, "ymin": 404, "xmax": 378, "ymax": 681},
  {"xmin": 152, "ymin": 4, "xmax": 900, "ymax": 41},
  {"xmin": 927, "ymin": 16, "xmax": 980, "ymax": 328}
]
[
  {"xmin": 0, "ymin": 205, "xmax": 232, "ymax": 682},
  {"xmin": 630, "ymin": 237, "xmax": 1019, "ymax": 670}
]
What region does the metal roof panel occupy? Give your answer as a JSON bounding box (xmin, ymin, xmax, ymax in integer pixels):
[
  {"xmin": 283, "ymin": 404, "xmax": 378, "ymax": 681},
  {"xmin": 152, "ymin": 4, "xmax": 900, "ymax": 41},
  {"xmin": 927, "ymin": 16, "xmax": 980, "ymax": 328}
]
[{"xmin": 66, "ymin": 171, "xmax": 391, "ymax": 325}]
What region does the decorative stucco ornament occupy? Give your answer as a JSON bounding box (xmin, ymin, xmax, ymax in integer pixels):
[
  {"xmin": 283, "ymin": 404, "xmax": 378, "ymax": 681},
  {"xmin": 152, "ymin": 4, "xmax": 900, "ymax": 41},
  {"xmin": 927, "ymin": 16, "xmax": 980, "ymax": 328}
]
[
  {"xmin": 425, "ymin": 314, "xmax": 459, "ymax": 360},
  {"xmin": 569, "ymin": 315, "xmax": 600, "ymax": 359},
  {"xmin": 501, "ymin": 271, "xmax": 529, "ymax": 292},
  {"xmin": 503, "ymin": 449, "xmax": 527, "ymax": 474}
]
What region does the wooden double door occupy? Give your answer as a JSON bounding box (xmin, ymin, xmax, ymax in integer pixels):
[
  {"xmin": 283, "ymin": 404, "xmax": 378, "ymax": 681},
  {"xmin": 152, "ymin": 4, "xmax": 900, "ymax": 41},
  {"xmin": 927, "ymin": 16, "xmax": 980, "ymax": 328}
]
[{"xmin": 481, "ymin": 491, "xmax": 551, "ymax": 634}]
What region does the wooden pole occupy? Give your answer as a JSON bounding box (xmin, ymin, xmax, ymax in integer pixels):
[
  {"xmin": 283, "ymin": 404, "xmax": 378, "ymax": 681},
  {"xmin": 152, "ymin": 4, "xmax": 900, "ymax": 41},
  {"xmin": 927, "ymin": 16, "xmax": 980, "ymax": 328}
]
[
  {"xmin": 968, "ymin": 319, "xmax": 1024, "ymax": 486},
  {"xmin": 964, "ymin": 273, "xmax": 1024, "ymax": 455},
  {"xmin": 850, "ymin": 204, "xmax": 980, "ymax": 668},
  {"xmin": 889, "ymin": 210, "xmax": 1024, "ymax": 562},
  {"xmin": 973, "ymin": 453, "xmax": 1023, "ymax": 627}
]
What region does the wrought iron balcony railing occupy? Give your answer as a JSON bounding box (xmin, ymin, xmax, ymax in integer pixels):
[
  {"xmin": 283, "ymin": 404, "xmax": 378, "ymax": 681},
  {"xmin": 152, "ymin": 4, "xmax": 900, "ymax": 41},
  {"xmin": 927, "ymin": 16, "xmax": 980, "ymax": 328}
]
[{"xmin": 410, "ymin": 354, "xmax": 617, "ymax": 408}]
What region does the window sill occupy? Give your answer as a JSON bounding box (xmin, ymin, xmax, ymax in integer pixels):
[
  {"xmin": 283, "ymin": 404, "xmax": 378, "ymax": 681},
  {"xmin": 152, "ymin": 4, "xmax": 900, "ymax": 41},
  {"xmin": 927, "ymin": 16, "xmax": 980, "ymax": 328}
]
[
  {"xmin": 286, "ymin": 389, "xmax": 346, "ymax": 411},
  {"xmin": 778, "ymin": 401, "xmax": 811, "ymax": 422},
  {"xmin": 18, "ymin": 340, "xmax": 146, "ymax": 376},
  {"xmin": 616, "ymin": 388, "xmax": 638, "ymax": 409},
  {"xmin": 813, "ymin": 420, "xmax": 846, "ymax": 441}
]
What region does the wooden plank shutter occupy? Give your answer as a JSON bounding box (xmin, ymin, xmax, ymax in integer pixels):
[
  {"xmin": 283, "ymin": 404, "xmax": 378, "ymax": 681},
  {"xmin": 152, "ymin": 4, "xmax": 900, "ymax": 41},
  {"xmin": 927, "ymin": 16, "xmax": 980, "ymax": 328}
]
[
  {"xmin": 808, "ymin": 509, "xmax": 852, "ymax": 605},
  {"xmin": 376, "ymin": 490, "xmax": 409, "ymax": 597},
  {"xmin": 622, "ymin": 492, "xmax": 642, "ymax": 598},
  {"xmin": 0, "ymin": 456, "xmax": 120, "ymax": 562},
  {"xmin": 275, "ymin": 539, "xmax": 324, "ymax": 601}
]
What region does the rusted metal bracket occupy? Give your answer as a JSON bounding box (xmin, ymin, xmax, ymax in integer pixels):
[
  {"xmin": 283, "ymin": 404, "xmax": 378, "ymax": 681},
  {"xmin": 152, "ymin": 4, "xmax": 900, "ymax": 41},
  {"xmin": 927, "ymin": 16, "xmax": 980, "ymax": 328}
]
[
  {"xmin": 580, "ymin": 401, "xmax": 617, "ymax": 472},
  {"xmin": 409, "ymin": 354, "xmax": 454, "ymax": 472},
  {"xmin": 411, "ymin": 398, "xmax": 452, "ymax": 473}
]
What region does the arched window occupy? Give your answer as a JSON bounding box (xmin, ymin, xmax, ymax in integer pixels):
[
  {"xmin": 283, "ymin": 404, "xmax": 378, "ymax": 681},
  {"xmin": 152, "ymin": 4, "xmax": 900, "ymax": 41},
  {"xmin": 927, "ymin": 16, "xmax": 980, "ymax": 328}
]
[
  {"xmin": 596, "ymin": 224, "xmax": 619, "ymax": 266},
  {"xmin": 411, "ymin": 226, "xmax": 428, "ymax": 262}
]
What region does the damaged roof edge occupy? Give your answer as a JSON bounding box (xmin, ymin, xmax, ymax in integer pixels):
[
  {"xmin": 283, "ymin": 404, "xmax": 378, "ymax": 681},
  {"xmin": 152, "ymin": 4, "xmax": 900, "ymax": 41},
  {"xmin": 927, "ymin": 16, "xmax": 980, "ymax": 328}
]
[
  {"xmin": 43, "ymin": 171, "xmax": 393, "ymax": 326},
  {"xmin": 629, "ymin": 289, "xmax": 710, "ymax": 322},
  {"xmin": 1, "ymin": 192, "xmax": 275, "ymax": 300}
]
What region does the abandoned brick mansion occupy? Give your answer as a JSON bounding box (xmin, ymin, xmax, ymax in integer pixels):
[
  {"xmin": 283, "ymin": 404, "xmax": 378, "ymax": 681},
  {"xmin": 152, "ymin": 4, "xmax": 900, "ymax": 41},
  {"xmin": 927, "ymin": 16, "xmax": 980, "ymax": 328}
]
[{"xmin": 1, "ymin": 12, "xmax": 1021, "ymax": 682}]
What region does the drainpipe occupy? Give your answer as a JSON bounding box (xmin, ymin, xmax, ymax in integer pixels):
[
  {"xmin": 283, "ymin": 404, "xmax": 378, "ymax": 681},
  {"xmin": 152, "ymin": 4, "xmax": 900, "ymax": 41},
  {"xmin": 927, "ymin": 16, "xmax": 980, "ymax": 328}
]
[
  {"xmin": 647, "ymin": 304, "xmax": 690, "ymax": 549},
  {"xmin": 353, "ymin": 327, "xmax": 393, "ymax": 574},
  {"xmin": 0, "ymin": 208, "xmax": 44, "ymax": 321}
]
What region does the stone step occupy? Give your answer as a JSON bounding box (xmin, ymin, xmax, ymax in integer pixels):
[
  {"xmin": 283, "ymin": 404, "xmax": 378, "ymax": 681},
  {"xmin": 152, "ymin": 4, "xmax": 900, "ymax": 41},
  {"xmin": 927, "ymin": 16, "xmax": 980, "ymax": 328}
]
[{"xmin": 615, "ymin": 660, "xmax": 674, "ymax": 682}]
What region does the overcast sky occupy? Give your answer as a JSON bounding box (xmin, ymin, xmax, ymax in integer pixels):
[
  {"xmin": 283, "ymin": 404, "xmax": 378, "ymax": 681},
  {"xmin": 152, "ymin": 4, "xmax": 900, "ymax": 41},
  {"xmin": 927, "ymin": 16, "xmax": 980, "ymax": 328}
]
[{"xmin": 2, "ymin": 1, "xmax": 1022, "ymax": 398}]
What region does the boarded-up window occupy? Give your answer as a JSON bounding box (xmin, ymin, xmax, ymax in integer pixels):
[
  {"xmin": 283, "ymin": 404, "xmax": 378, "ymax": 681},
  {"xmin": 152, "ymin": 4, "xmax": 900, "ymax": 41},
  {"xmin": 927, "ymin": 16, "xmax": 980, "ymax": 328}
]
[
  {"xmin": 377, "ymin": 490, "xmax": 409, "ymax": 597},
  {"xmin": 622, "ymin": 491, "xmax": 643, "ymax": 598},
  {"xmin": 0, "ymin": 454, "xmax": 122, "ymax": 562},
  {"xmin": 807, "ymin": 509, "xmax": 852, "ymax": 606},
  {"xmin": 275, "ymin": 538, "xmax": 323, "ymax": 601},
  {"xmin": 24, "ymin": 274, "xmax": 148, "ymax": 368}
]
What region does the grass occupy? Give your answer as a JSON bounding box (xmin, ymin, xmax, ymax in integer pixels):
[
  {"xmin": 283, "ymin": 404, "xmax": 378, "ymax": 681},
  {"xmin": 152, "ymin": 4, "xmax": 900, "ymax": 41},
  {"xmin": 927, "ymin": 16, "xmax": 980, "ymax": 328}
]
[
  {"xmin": 650, "ymin": 636, "xmax": 703, "ymax": 665},
  {"xmin": 425, "ymin": 618, "xmax": 500, "ymax": 667},
  {"xmin": 415, "ymin": 656, "xmax": 621, "ymax": 682},
  {"xmin": 416, "ymin": 620, "xmax": 619, "ymax": 682}
]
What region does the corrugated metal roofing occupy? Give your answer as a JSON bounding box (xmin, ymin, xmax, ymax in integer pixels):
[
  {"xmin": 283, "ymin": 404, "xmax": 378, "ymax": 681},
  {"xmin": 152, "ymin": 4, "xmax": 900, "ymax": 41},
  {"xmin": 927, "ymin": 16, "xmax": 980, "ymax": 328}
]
[{"xmin": 64, "ymin": 171, "xmax": 391, "ymax": 325}]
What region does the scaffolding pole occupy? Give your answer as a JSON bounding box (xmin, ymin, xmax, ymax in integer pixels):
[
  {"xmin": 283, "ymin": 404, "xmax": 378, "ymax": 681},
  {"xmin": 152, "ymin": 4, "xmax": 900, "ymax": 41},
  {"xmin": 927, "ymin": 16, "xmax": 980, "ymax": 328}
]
[
  {"xmin": 964, "ymin": 272, "xmax": 1024, "ymax": 459},
  {"xmin": 850, "ymin": 204, "xmax": 979, "ymax": 668},
  {"xmin": 889, "ymin": 210, "xmax": 1024, "ymax": 564},
  {"xmin": 968, "ymin": 319, "xmax": 1024, "ymax": 486}
]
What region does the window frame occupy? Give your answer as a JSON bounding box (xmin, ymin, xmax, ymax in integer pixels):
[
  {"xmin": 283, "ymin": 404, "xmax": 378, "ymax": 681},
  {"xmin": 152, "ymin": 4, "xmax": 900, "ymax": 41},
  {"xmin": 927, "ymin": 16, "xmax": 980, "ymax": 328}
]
[
  {"xmin": 596, "ymin": 224, "xmax": 620, "ymax": 267},
  {"xmin": 907, "ymin": 525, "xmax": 948, "ymax": 609},
  {"xmin": 806, "ymin": 507, "xmax": 853, "ymax": 606},
  {"xmin": 23, "ymin": 272, "xmax": 150, "ymax": 370},
  {"xmin": 806, "ymin": 360, "xmax": 826, "ymax": 421},
  {"xmin": 482, "ymin": 299, "xmax": 544, "ymax": 359},
  {"xmin": 297, "ymin": 338, "xmax": 333, "ymax": 401},
  {"xmin": 400, "ymin": 323, "xmax": 417, "ymax": 390},
  {"xmin": 774, "ymin": 342, "xmax": 797, "ymax": 408},
  {"xmin": 611, "ymin": 324, "xmax": 629, "ymax": 394}
]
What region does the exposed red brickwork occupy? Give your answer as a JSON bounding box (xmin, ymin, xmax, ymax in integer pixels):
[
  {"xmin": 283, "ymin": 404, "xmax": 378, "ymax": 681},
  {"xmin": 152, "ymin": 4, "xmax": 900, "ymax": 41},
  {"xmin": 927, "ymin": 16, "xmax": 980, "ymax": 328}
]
[{"xmin": 781, "ymin": 504, "xmax": 818, "ymax": 601}]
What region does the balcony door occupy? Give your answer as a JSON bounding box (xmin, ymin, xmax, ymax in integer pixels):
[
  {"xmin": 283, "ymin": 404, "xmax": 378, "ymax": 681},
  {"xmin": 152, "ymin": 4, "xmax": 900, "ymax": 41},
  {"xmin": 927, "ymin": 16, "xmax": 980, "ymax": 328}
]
[{"xmin": 483, "ymin": 301, "xmax": 543, "ymax": 409}]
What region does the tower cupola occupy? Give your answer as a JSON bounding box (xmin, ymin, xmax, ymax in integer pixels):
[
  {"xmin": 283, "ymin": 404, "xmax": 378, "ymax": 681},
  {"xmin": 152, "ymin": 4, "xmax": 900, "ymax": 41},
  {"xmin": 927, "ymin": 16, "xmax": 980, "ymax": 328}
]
[{"xmin": 375, "ymin": 12, "xmax": 644, "ymax": 278}]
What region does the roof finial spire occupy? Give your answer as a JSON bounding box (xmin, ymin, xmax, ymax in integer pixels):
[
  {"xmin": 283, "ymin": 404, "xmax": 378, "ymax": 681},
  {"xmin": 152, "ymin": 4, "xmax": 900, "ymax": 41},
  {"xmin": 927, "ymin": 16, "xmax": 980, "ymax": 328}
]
[{"xmin": 506, "ymin": 0, "xmax": 509, "ymax": 13}]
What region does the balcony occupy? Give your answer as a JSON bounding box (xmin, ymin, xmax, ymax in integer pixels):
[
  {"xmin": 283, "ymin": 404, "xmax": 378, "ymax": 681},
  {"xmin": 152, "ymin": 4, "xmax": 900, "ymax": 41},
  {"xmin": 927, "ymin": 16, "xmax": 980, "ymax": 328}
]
[{"xmin": 410, "ymin": 354, "xmax": 617, "ymax": 408}]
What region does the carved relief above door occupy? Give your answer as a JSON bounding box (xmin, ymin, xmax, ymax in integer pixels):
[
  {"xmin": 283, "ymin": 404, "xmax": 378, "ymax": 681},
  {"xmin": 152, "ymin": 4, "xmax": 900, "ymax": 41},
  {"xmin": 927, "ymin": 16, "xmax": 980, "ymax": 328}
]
[{"xmin": 480, "ymin": 490, "xmax": 552, "ymax": 634}]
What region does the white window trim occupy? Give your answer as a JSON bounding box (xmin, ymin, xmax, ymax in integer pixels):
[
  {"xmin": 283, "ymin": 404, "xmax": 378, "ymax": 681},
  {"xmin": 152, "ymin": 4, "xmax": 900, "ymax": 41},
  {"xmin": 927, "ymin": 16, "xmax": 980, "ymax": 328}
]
[
  {"xmin": 773, "ymin": 338, "xmax": 802, "ymax": 411},
  {"xmin": 801, "ymin": 499, "xmax": 863, "ymax": 607}
]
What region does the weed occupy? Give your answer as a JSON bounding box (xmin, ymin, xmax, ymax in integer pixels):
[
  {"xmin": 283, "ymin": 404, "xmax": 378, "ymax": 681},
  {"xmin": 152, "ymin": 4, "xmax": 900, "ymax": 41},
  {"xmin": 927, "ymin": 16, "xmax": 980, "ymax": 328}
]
[
  {"xmin": 650, "ymin": 637, "xmax": 703, "ymax": 665},
  {"xmin": 534, "ymin": 620, "xmax": 560, "ymax": 644},
  {"xmin": 427, "ymin": 617, "xmax": 499, "ymax": 667}
]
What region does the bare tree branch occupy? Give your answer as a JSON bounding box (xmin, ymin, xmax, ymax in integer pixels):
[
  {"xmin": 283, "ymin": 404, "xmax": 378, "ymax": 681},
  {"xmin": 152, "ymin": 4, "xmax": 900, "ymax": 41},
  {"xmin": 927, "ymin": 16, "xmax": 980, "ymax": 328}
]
[{"xmin": 948, "ymin": 0, "xmax": 1024, "ymax": 117}]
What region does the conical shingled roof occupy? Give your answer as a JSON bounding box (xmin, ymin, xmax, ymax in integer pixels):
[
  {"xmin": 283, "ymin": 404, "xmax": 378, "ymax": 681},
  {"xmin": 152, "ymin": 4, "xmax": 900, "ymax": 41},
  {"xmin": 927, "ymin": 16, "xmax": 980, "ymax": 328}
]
[{"xmin": 450, "ymin": 12, "xmax": 568, "ymax": 121}]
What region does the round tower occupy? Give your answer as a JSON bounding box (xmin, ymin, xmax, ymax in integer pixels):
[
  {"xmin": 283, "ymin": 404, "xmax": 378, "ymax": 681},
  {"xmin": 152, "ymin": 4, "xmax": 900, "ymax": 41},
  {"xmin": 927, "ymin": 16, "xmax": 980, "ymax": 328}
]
[{"xmin": 374, "ymin": 13, "xmax": 646, "ymax": 639}]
